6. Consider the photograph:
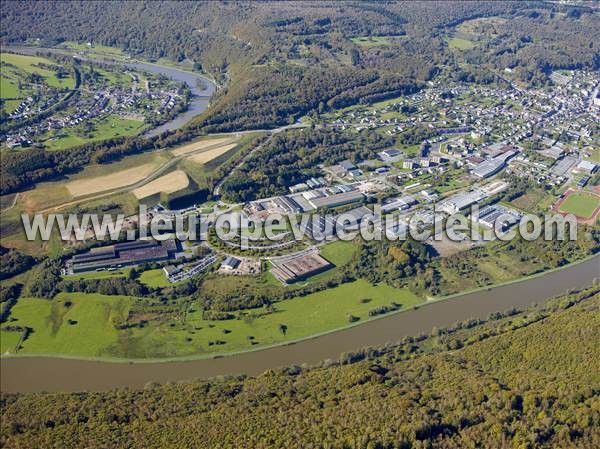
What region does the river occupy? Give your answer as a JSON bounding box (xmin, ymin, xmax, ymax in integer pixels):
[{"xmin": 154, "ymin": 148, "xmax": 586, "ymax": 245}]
[
  {"xmin": 1, "ymin": 255, "xmax": 598, "ymax": 393},
  {"xmin": 2, "ymin": 46, "xmax": 216, "ymax": 136}
]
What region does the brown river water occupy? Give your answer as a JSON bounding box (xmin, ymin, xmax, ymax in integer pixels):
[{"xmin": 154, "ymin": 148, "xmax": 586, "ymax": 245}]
[{"xmin": 2, "ymin": 255, "xmax": 598, "ymax": 393}]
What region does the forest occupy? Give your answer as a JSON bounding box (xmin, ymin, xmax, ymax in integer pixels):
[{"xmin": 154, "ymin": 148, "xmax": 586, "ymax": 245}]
[{"xmin": 1, "ymin": 285, "xmax": 598, "ymax": 448}]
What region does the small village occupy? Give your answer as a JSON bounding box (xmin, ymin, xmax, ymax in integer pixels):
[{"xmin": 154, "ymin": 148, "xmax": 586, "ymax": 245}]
[{"xmin": 2, "ymin": 61, "xmax": 188, "ymax": 150}]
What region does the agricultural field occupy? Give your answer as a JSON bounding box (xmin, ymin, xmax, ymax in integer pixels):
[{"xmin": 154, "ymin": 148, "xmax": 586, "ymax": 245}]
[
  {"xmin": 133, "ymin": 169, "xmax": 190, "ymax": 199},
  {"xmin": 509, "ymin": 188, "xmax": 553, "ymax": 213},
  {"xmin": 178, "ymin": 132, "xmax": 263, "ymax": 188},
  {"xmin": 18, "ymin": 151, "xmax": 168, "ymax": 211},
  {"xmin": 67, "ymin": 163, "xmax": 159, "ymax": 197},
  {"xmin": 1, "ymin": 280, "xmax": 421, "ymax": 358},
  {"xmin": 170, "ymin": 136, "xmax": 235, "ymax": 156},
  {"xmin": 186, "ymin": 143, "xmax": 239, "ymax": 164}
]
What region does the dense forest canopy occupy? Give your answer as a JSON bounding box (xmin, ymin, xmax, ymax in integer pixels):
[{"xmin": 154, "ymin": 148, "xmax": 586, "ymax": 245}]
[{"xmin": 1, "ymin": 286, "xmax": 598, "ymax": 448}]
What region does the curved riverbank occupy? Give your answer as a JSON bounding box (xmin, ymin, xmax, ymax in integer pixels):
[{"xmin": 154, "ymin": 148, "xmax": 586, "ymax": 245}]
[
  {"xmin": 2, "ymin": 254, "xmax": 598, "ymax": 393},
  {"xmin": 2, "ymin": 45, "xmax": 216, "ymax": 136}
]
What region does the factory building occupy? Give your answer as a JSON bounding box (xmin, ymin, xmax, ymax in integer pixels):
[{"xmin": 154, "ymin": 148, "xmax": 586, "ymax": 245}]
[
  {"xmin": 308, "ymin": 190, "xmax": 364, "ymax": 209},
  {"xmin": 438, "ymin": 189, "xmax": 487, "ymax": 214},
  {"xmin": 271, "ymin": 253, "xmax": 332, "ymax": 284},
  {"xmin": 71, "ymin": 239, "xmax": 178, "ymax": 273}
]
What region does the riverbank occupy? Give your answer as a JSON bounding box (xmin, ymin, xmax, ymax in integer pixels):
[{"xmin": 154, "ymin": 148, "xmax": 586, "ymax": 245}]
[
  {"xmin": 1, "ymin": 253, "xmax": 597, "ymax": 392},
  {"xmin": 2, "ymin": 45, "xmax": 217, "ymax": 137}
]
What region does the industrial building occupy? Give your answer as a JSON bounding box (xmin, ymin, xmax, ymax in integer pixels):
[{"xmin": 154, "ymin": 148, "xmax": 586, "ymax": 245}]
[
  {"xmin": 575, "ymin": 160, "xmax": 597, "ymax": 174},
  {"xmin": 271, "ymin": 253, "xmax": 332, "ymax": 284},
  {"xmin": 221, "ymin": 256, "xmax": 241, "ymax": 270},
  {"xmin": 273, "ymin": 196, "xmax": 304, "ymax": 213},
  {"xmin": 472, "ymin": 158, "xmax": 506, "ymax": 178},
  {"xmin": 438, "ymin": 189, "xmax": 487, "ymax": 214},
  {"xmin": 307, "ymin": 190, "xmax": 364, "ymax": 209},
  {"xmin": 71, "ymin": 239, "xmax": 178, "ymax": 273},
  {"xmin": 477, "ymin": 205, "xmax": 521, "ymax": 230},
  {"xmin": 381, "ymin": 195, "xmax": 417, "ymax": 214},
  {"xmin": 378, "ymin": 148, "xmax": 402, "ymax": 160}
]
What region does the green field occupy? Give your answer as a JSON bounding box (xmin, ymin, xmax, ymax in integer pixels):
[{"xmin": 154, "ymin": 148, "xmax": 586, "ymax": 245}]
[
  {"xmin": 58, "ymin": 42, "xmax": 128, "ymax": 59},
  {"xmin": 558, "ymin": 192, "xmax": 599, "ymax": 218},
  {"xmin": 1, "ymin": 293, "xmax": 131, "ymax": 356},
  {"xmin": 319, "ymin": 240, "xmax": 359, "ymax": 266},
  {"xmin": 42, "ymin": 114, "xmax": 147, "ymax": 150},
  {"xmin": 448, "ymin": 37, "xmax": 476, "ymax": 50},
  {"xmin": 138, "ymin": 268, "xmax": 171, "ymax": 288},
  {"xmin": 351, "ymin": 36, "xmax": 392, "ymax": 48},
  {"xmin": 1, "ymin": 281, "xmax": 421, "ymax": 359}
]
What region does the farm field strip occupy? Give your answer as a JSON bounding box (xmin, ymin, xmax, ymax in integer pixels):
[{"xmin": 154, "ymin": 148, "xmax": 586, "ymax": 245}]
[
  {"xmin": 170, "ymin": 136, "xmax": 235, "ymax": 156},
  {"xmin": 133, "ymin": 170, "xmax": 190, "ymax": 199},
  {"xmin": 186, "ymin": 143, "xmax": 239, "ymax": 164},
  {"xmin": 66, "ymin": 163, "xmax": 158, "ymax": 197},
  {"xmin": 0, "ymin": 280, "xmax": 420, "ymax": 358}
]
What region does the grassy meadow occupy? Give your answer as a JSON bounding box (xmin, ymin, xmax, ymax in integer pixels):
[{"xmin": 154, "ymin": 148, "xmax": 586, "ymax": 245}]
[{"xmin": 1, "ymin": 281, "xmax": 421, "ymax": 359}]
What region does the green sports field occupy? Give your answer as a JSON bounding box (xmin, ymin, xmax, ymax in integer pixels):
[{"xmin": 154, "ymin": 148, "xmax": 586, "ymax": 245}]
[{"xmin": 558, "ymin": 192, "xmax": 599, "ymax": 218}]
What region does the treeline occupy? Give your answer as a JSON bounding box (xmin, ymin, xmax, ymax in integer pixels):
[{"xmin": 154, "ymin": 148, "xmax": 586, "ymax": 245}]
[
  {"xmin": 0, "ymin": 284, "xmax": 22, "ymax": 323},
  {"xmin": 347, "ymin": 222, "xmax": 599, "ymax": 297},
  {"xmin": 1, "ymin": 286, "xmax": 597, "ymax": 448},
  {"xmin": 0, "ymin": 247, "xmax": 36, "ymax": 281}
]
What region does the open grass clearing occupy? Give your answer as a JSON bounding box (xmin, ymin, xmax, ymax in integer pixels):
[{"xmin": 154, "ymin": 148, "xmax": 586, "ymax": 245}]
[
  {"xmin": 133, "ymin": 169, "xmax": 190, "ymax": 199},
  {"xmin": 42, "ymin": 115, "xmax": 147, "ymax": 151},
  {"xmin": 1, "ymin": 293, "xmax": 131, "ymax": 356},
  {"xmin": 2, "ymin": 280, "xmax": 421, "ymax": 358},
  {"xmin": 350, "ymin": 36, "xmax": 393, "ymax": 48},
  {"xmin": 138, "ymin": 268, "xmax": 171, "ymax": 288},
  {"xmin": 448, "ymin": 37, "xmax": 476, "ymax": 50}
]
